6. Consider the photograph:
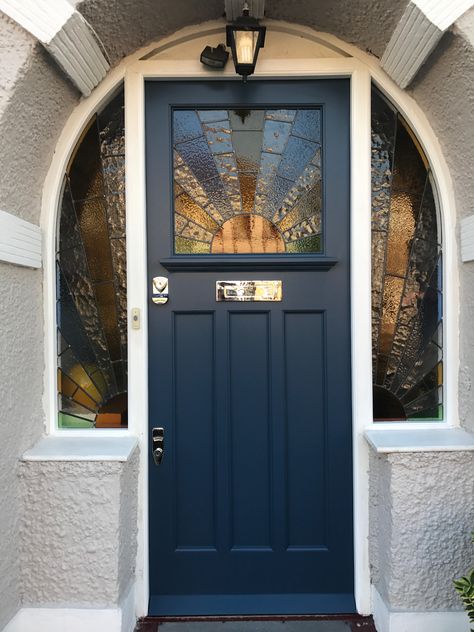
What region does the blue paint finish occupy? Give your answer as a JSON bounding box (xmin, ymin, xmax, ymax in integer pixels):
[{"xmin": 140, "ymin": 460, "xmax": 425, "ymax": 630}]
[{"xmin": 146, "ymin": 81, "xmax": 353, "ymax": 615}]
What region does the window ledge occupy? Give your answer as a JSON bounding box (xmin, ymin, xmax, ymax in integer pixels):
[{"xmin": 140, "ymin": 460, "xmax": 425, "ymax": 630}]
[
  {"xmin": 22, "ymin": 436, "xmax": 138, "ymax": 462},
  {"xmin": 364, "ymin": 427, "xmax": 474, "ymax": 454}
]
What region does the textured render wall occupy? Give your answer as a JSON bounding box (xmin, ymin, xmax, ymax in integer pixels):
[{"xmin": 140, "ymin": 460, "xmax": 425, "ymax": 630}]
[
  {"xmin": 370, "ymin": 451, "xmax": 474, "ymax": 610},
  {"xmin": 19, "ymin": 448, "xmax": 139, "ymax": 608},
  {"xmin": 0, "ymin": 12, "xmax": 79, "ymax": 628},
  {"xmin": 78, "ymin": 0, "xmax": 403, "ymax": 64},
  {"xmin": 0, "ymin": 264, "xmax": 43, "ymax": 629},
  {"xmin": 409, "ymin": 8, "xmax": 474, "ymax": 432}
]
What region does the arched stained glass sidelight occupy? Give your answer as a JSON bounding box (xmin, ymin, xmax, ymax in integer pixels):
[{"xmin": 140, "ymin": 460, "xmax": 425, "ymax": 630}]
[
  {"xmin": 371, "ymin": 85, "xmax": 443, "ymax": 422},
  {"xmin": 56, "ymin": 88, "xmax": 127, "ymax": 428}
]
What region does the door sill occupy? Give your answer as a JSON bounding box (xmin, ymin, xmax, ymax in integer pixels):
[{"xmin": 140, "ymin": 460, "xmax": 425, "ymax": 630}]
[
  {"xmin": 148, "ymin": 593, "xmax": 356, "ymax": 616},
  {"xmin": 136, "ymin": 613, "xmax": 377, "ymax": 632}
]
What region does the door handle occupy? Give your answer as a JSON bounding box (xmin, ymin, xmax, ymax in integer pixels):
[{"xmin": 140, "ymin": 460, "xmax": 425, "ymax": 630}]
[{"xmin": 152, "ymin": 427, "xmax": 164, "ymax": 466}]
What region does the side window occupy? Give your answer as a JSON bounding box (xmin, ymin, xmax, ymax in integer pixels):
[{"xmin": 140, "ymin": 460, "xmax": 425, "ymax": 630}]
[
  {"xmin": 56, "ymin": 88, "xmax": 127, "ymax": 428},
  {"xmin": 371, "ymin": 85, "xmax": 443, "ymax": 422}
]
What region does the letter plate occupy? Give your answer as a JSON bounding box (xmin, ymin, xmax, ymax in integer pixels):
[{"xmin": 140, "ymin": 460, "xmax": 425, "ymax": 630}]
[{"xmin": 216, "ymin": 280, "xmax": 282, "ymax": 302}]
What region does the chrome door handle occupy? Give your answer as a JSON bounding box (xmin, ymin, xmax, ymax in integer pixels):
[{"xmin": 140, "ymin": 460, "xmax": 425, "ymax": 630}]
[{"xmin": 152, "ymin": 427, "xmax": 164, "ymax": 466}]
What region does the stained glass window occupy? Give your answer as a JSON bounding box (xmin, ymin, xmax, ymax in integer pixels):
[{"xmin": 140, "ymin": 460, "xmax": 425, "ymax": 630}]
[
  {"xmin": 56, "ymin": 88, "xmax": 127, "ymax": 428},
  {"xmin": 173, "ymin": 108, "xmax": 323, "ymax": 254},
  {"xmin": 371, "ymin": 85, "xmax": 443, "ymax": 421}
]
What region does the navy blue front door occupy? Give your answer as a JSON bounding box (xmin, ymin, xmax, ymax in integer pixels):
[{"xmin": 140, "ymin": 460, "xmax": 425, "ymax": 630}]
[{"xmin": 146, "ymin": 80, "xmax": 353, "ymax": 615}]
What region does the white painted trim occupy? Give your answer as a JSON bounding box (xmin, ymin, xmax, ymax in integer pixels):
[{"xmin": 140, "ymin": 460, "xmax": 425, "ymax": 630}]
[
  {"xmin": 381, "ymin": 3, "xmax": 442, "ymax": 89},
  {"xmin": 22, "ymin": 436, "xmax": 138, "ymax": 461},
  {"xmin": 381, "ymin": 0, "xmax": 474, "ymax": 88},
  {"xmin": 3, "ymin": 608, "xmax": 125, "ymax": 632},
  {"xmin": 372, "ymin": 587, "xmax": 470, "ymax": 632},
  {"xmin": 0, "ymin": 210, "xmax": 41, "ymax": 268},
  {"xmin": 460, "ymin": 215, "xmax": 474, "ymax": 262},
  {"xmin": 349, "ymin": 64, "xmax": 373, "ymax": 616},
  {"xmin": 0, "ymin": 0, "xmax": 74, "ymax": 42},
  {"xmin": 0, "ymin": 0, "xmax": 109, "ymax": 96},
  {"xmin": 40, "ymin": 20, "xmax": 460, "ymax": 622},
  {"xmin": 365, "ymin": 427, "xmax": 474, "ymax": 453},
  {"xmin": 413, "ymin": 0, "xmax": 474, "ymax": 30}
]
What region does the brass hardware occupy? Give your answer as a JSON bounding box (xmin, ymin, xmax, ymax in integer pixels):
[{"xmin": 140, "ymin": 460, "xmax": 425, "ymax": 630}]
[
  {"xmin": 152, "ymin": 427, "xmax": 165, "ymax": 466},
  {"xmin": 216, "ymin": 280, "xmax": 282, "ymax": 302},
  {"xmin": 152, "ymin": 276, "xmax": 169, "ymax": 305}
]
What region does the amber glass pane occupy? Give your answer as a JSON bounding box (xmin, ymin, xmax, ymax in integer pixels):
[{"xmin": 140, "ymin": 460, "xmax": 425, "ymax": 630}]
[
  {"xmin": 172, "ymin": 108, "xmax": 323, "ymax": 254},
  {"xmin": 371, "ymin": 85, "xmax": 442, "ymax": 422},
  {"xmin": 56, "ymin": 87, "xmax": 127, "ymax": 429},
  {"xmin": 211, "ymin": 215, "xmax": 285, "ymax": 254}
]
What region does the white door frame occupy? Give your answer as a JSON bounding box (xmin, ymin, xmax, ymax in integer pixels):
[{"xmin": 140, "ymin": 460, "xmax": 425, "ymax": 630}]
[{"xmin": 41, "ymin": 20, "xmax": 459, "ymax": 621}]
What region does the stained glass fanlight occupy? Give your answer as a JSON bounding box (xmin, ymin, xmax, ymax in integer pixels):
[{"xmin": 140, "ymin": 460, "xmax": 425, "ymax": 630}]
[
  {"xmin": 56, "ymin": 89, "xmax": 127, "ymax": 428},
  {"xmin": 371, "ymin": 85, "xmax": 443, "ymax": 421},
  {"xmin": 173, "ymin": 108, "xmax": 323, "ymax": 254}
]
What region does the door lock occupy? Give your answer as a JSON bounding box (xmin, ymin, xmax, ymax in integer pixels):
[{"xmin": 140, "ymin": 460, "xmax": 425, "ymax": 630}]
[
  {"xmin": 152, "ymin": 427, "xmax": 165, "ymax": 466},
  {"xmin": 152, "ymin": 276, "xmax": 169, "ymax": 305}
]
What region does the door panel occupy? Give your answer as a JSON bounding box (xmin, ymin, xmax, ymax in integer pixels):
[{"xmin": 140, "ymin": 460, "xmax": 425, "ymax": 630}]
[{"xmin": 146, "ymin": 80, "xmax": 353, "ymax": 615}]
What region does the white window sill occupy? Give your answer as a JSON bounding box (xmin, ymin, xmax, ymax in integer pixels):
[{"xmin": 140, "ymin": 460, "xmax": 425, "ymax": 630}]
[
  {"xmin": 22, "ymin": 435, "xmax": 138, "ymax": 462},
  {"xmin": 364, "ymin": 427, "xmax": 474, "ymax": 453}
]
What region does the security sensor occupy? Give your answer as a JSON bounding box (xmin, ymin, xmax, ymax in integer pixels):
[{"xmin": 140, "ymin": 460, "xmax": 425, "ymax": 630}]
[{"xmin": 200, "ymin": 44, "xmax": 229, "ymax": 69}]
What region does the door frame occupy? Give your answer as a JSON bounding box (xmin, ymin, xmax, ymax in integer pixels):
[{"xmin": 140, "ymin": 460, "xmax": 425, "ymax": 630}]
[
  {"xmin": 130, "ymin": 53, "xmax": 371, "ymax": 616},
  {"xmin": 40, "ymin": 20, "xmax": 459, "ymax": 622}
]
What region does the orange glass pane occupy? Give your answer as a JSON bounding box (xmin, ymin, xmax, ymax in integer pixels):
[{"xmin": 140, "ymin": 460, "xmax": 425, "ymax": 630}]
[{"xmin": 211, "ymin": 215, "xmax": 284, "ymax": 254}]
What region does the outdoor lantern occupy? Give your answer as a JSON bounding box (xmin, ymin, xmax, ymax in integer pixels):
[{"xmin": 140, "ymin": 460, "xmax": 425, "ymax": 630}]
[{"xmin": 226, "ymin": 1, "xmax": 266, "ymax": 80}]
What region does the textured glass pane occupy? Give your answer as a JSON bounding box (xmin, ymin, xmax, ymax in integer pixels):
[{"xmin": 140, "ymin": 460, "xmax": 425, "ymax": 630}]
[
  {"xmin": 262, "ymin": 120, "xmax": 292, "ymax": 154},
  {"xmin": 69, "ymin": 119, "xmax": 104, "ymax": 201},
  {"xmin": 277, "ymin": 136, "xmax": 318, "ymax": 181},
  {"xmin": 371, "ymin": 85, "xmax": 443, "ymax": 421},
  {"xmin": 102, "ymin": 156, "xmax": 125, "ymax": 195},
  {"xmin": 60, "ymin": 394, "xmax": 96, "ymax": 421},
  {"xmin": 58, "ymin": 178, "xmax": 81, "ymax": 252},
  {"xmin": 175, "ymin": 192, "xmax": 219, "ymax": 232},
  {"xmin": 174, "ymin": 110, "xmax": 203, "ymax": 143},
  {"xmin": 98, "ymin": 90, "xmax": 125, "ymax": 157},
  {"xmin": 95, "ymin": 281, "xmax": 121, "ymax": 362},
  {"xmin": 110, "ymin": 237, "xmax": 127, "ymax": 349},
  {"xmin": 75, "ymin": 198, "xmax": 114, "ymax": 283},
  {"xmin": 371, "ymin": 89, "xmax": 396, "ymax": 232},
  {"xmin": 211, "ymin": 215, "xmax": 284, "ymax": 254},
  {"xmin": 57, "ymin": 88, "xmax": 128, "ymax": 429},
  {"xmin": 286, "ymin": 235, "xmax": 321, "ymax": 253},
  {"xmin": 233, "ymin": 130, "xmax": 262, "ymax": 170},
  {"xmin": 292, "ymin": 109, "xmax": 321, "ymax": 143},
  {"xmin": 203, "ymin": 120, "xmax": 233, "ymax": 154},
  {"xmin": 176, "ymin": 137, "xmax": 218, "ymax": 182},
  {"xmin": 172, "ymin": 108, "xmax": 323, "ymax": 254},
  {"xmin": 58, "ymin": 412, "xmax": 94, "ymax": 428},
  {"xmin": 175, "ymin": 236, "xmax": 210, "ymax": 254}
]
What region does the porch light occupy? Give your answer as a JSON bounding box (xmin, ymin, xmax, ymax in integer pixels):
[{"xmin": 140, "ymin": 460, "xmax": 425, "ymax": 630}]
[{"xmin": 226, "ymin": 1, "xmax": 266, "ymax": 80}]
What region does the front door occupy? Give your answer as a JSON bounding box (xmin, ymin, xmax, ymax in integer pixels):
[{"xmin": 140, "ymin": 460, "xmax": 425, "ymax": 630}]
[{"xmin": 146, "ymin": 80, "xmax": 353, "ymax": 615}]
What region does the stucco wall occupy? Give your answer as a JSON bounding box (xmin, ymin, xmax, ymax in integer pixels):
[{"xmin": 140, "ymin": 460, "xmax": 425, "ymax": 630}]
[
  {"xmin": 19, "ymin": 448, "xmax": 139, "ymax": 608},
  {"xmin": 0, "ymin": 12, "xmax": 79, "ymax": 627},
  {"xmin": 370, "ymin": 450, "xmax": 474, "ymax": 611}
]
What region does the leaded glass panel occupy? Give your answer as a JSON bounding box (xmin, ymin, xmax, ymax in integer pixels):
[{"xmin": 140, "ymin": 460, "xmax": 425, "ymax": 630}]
[
  {"xmin": 56, "ymin": 88, "xmax": 127, "ymax": 429},
  {"xmin": 172, "ymin": 108, "xmax": 323, "ymax": 254},
  {"xmin": 371, "ymin": 85, "xmax": 443, "ymax": 421}
]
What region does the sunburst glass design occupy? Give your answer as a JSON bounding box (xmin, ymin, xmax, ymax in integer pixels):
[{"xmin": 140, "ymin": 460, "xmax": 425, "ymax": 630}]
[
  {"xmin": 172, "ymin": 108, "xmax": 323, "ymax": 255},
  {"xmin": 371, "ymin": 87, "xmax": 443, "ymax": 421}
]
